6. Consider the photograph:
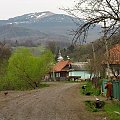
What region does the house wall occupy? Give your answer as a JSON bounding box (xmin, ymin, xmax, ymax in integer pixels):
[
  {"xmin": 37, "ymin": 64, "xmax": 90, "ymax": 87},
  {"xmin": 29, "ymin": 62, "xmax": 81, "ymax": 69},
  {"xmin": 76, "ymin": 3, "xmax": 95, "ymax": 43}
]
[
  {"xmin": 69, "ymin": 71, "xmax": 92, "ymax": 79},
  {"xmin": 53, "ymin": 71, "xmax": 68, "ymax": 81},
  {"xmin": 105, "ymin": 64, "xmax": 120, "ymax": 77}
]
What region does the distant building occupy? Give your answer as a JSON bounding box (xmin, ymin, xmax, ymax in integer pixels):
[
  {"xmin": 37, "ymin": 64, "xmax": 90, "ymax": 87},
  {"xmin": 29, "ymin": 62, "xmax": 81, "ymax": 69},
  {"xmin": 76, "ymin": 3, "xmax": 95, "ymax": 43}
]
[
  {"xmin": 69, "ymin": 62, "xmax": 92, "ymax": 80},
  {"xmin": 50, "ymin": 60, "xmax": 92, "ymax": 81},
  {"xmin": 57, "ymin": 50, "xmax": 63, "ymax": 62},
  {"xmin": 50, "ymin": 60, "xmax": 71, "ymax": 81},
  {"xmin": 49, "ymin": 50, "xmax": 92, "ymax": 81},
  {"xmin": 102, "ymin": 44, "xmax": 120, "ymax": 78}
]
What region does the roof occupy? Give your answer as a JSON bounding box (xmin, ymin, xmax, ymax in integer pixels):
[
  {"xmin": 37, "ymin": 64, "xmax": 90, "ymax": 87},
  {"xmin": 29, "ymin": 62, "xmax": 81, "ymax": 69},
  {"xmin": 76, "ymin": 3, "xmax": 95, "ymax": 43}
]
[
  {"xmin": 53, "ymin": 60, "xmax": 71, "ymax": 72},
  {"xmin": 71, "ymin": 62, "xmax": 88, "ymax": 70},
  {"xmin": 103, "ymin": 44, "xmax": 120, "ymax": 64}
]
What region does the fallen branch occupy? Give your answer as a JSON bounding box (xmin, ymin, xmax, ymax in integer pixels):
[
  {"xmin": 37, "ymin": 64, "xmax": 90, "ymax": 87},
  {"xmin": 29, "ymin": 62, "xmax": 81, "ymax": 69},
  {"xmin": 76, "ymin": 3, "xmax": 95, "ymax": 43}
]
[{"xmin": 114, "ymin": 111, "xmax": 120, "ymax": 115}]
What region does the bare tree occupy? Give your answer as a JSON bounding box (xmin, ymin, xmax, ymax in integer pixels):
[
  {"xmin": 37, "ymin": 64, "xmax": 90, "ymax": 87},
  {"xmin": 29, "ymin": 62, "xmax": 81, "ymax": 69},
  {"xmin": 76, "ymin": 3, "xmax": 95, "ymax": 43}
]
[
  {"xmin": 65, "ymin": 0, "xmax": 120, "ymax": 43},
  {"xmin": 0, "ymin": 41, "xmax": 11, "ymax": 76}
]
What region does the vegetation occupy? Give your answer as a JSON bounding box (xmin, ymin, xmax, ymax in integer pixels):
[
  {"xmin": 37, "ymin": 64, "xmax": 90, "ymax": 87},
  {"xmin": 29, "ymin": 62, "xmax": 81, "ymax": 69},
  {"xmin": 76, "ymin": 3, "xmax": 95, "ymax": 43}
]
[
  {"xmin": 61, "ymin": 35, "xmax": 120, "ymax": 78},
  {"xmin": 85, "ymin": 100, "xmax": 120, "ymax": 120},
  {"xmin": 85, "ymin": 100, "xmax": 105, "ymax": 112},
  {"xmin": 0, "ymin": 42, "xmax": 11, "ymax": 81},
  {"xmin": 0, "ymin": 47, "xmax": 54, "ymax": 90},
  {"xmin": 81, "ymin": 81, "xmax": 101, "ymax": 96},
  {"xmin": 0, "ymin": 42, "xmax": 10, "ymax": 90},
  {"xmin": 82, "ymin": 81, "xmax": 120, "ymax": 120},
  {"xmin": 104, "ymin": 101, "xmax": 120, "ymax": 120}
]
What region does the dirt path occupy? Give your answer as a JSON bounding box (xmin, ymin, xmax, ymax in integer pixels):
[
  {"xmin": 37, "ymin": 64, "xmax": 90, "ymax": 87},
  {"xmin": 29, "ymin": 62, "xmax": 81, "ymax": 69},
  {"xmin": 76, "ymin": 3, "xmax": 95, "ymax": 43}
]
[{"xmin": 0, "ymin": 82, "xmax": 106, "ymax": 120}]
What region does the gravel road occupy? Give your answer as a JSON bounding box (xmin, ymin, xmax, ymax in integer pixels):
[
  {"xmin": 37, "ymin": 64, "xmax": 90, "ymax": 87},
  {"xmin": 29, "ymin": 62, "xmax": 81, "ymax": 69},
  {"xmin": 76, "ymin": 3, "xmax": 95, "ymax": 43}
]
[{"xmin": 0, "ymin": 82, "xmax": 106, "ymax": 120}]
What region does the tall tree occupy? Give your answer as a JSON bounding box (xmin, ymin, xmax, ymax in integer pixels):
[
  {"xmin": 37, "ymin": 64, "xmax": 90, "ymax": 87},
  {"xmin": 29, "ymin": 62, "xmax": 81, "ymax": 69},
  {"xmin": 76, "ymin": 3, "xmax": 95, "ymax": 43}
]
[{"xmin": 65, "ymin": 0, "xmax": 120, "ymax": 43}]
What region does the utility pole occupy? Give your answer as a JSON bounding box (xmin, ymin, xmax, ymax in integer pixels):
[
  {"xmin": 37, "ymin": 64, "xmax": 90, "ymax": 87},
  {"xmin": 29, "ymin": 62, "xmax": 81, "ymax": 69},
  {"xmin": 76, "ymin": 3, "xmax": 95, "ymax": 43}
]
[
  {"xmin": 103, "ymin": 20, "xmax": 111, "ymax": 80},
  {"xmin": 91, "ymin": 42, "xmax": 96, "ymax": 76}
]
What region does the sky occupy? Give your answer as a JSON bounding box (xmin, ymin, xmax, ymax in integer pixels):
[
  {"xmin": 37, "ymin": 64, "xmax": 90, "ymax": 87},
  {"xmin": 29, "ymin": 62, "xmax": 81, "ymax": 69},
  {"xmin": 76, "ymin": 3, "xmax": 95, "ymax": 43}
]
[{"xmin": 0, "ymin": 0, "xmax": 76, "ymax": 20}]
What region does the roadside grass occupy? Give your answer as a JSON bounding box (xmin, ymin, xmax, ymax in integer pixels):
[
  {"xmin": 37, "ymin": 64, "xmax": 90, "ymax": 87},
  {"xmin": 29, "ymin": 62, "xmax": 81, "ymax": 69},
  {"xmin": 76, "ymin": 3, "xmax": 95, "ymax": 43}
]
[
  {"xmin": 16, "ymin": 83, "xmax": 50, "ymax": 90},
  {"xmin": 64, "ymin": 80, "xmax": 81, "ymax": 83},
  {"xmin": 85, "ymin": 100, "xmax": 105, "ymax": 112},
  {"xmin": 104, "ymin": 101, "xmax": 120, "ymax": 120},
  {"xmin": 39, "ymin": 83, "xmax": 49, "ymax": 88},
  {"xmin": 82, "ymin": 81, "xmax": 120, "ymax": 120},
  {"xmin": 0, "ymin": 78, "xmax": 50, "ymax": 91},
  {"xmin": 85, "ymin": 100, "xmax": 120, "ymax": 120},
  {"xmin": 81, "ymin": 81, "xmax": 101, "ymax": 96}
]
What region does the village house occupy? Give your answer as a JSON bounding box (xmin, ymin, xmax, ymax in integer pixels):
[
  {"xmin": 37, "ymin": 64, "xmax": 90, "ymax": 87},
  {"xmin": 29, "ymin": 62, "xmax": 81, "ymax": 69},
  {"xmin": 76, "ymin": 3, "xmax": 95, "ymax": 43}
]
[
  {"xmin": 49, "ymin": 50, "xmax": 71, "ymax": 81},
  {"xmin": 50, "ymin": 51, "xmax": 91, "ymax": 81},
  {"xmin": 103, "ymin": 44, "xmax": 120, "ymax": 79},
  {"xmin": 69, "ymin": 62, "xmax": 92, "ymax": 80},
  {"xmin": 51, "ymin": 60, "xmax": 72, "ymax": 81}
]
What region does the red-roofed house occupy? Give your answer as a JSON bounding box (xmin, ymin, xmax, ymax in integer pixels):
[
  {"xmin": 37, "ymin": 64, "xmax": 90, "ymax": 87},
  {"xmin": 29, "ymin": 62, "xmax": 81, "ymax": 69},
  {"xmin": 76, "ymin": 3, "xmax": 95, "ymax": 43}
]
[
  {"xmin": 50, "ymin": 60, "xmax": 72, "ymax": 81},
  {"xmin": 103, "ymin": 44, "xmax": 120, "ymax": 78}
]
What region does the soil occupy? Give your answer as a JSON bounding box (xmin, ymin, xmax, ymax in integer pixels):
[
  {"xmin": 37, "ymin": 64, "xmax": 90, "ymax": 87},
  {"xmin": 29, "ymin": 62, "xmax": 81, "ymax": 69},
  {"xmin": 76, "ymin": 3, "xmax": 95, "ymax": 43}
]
[{"xmin": 0, "ymin": 82, "xmax": 107, "ymax": 120}]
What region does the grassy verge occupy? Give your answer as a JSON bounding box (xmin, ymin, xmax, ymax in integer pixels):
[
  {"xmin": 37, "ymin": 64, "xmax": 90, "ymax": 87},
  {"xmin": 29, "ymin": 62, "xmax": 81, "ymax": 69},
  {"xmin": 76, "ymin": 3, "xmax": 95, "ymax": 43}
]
[
  {"xmin": 82, "ymin": 81, "xmax": 120, "ymax": 120},
  {"xmin": 0, "ymin": 78, "xmax": 50, "ymax": 91},
  {"xmin": 39, "ymin": 83, "xmax": 49, "ymax": 88},
  {"xmin": 85, "ymin": 100, "xmax": 105, "ymax": 112},
  {"xmin": 104, "ymin": 101, "xmax": 120, "ymax": 120},
  {"xmin": 81, "ymin": 81, "xmax": 101, "ymax": 96},
  {"xmin": 64, "ymin": 80, "xmax": 81, "ymax": 83},
  {"xmin": 85, "ymin": 100, "xmax": 120, "ymax": 120}
]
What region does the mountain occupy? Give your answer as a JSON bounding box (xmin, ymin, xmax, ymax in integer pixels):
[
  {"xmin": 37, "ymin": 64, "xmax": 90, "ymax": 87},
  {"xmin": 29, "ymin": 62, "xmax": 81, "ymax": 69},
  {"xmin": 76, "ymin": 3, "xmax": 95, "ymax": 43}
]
[
  {"xmin": 0, "ymin": 24, "xmax": 46, "ymax": 39},
  {"xmin": 0, "ymin": 11, "xmax": 101, "ymax": 46},
  {"xmin": 8, "ymin": 11, "xmax": 55, "ymax": 22},
  {"xmin": 6, "ymin": 11, "xmax": 78, "ymax": 35}
]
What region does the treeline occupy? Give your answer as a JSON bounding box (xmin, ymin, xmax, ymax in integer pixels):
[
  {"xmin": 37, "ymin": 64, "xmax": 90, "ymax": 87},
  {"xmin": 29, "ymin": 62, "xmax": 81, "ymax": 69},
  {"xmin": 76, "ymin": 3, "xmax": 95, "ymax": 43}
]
[{"xmin": 61, "ymin": 34, "xmax": 120, "ymax": 62}]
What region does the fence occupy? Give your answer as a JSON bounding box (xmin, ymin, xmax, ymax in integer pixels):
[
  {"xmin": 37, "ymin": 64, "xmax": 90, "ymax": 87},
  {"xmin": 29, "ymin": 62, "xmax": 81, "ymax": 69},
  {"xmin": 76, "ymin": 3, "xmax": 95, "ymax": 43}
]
[
  {"xmin": 102, "ymin": 79, "xmax": 120, "ymax": 100},
  {"xmin": 112, "ymin": 80, "xmax": 120, "ymax": 100},
  {"xmin": 101, "ymin": 79, "xmax": 108, "ymax": 96}
]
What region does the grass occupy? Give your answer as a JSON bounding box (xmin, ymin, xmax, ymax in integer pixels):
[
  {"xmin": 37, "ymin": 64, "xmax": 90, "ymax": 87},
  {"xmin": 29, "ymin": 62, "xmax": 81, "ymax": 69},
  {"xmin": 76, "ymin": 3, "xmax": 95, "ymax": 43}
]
[
  {"xmin": 39, "ymin": 83, "xmax": 49, "ymax": 88},
  {"xmin": 0, "ymin": 78, "xmax": 50, "ymax": 91},
  {"xmin": 104, "ymin": 101, "xmax": 120, "ymax": 120},
  {"xmin": 85, "ymin": 100, "xmax": 120, "ymax": 120},
  {"xmin": 64, "ymin": 80, "xmax": 81, "ymax": 83},
  {"xmin": 81, "ymin": 81, "xmax": 120, "ymax": 120},
  {"xmin": 85, "ymin": 100, "xmax": 105, "ymax": 112},
  {"xmin": 81, "ymin": 81, "xmax": 101, "ymax": 96}
]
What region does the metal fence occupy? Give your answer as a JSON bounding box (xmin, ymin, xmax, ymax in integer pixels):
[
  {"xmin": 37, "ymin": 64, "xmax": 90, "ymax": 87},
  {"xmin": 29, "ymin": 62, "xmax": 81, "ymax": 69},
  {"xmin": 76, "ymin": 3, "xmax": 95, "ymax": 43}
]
[
  {"xmin": 112, "ymin": 80, "xmax": 120, "ymax": 100},
  {"xmin": 102, "ymin": 79, "xmax": 120, "ymax": 100},
  {"xmin": 101, "ymin": 79, "xmax": 108, "ymax": 96}
]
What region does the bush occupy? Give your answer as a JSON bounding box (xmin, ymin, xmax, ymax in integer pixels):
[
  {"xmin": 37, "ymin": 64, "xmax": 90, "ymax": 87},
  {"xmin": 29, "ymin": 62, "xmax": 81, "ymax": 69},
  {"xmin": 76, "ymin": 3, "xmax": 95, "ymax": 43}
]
[
  {"xmin": 81, "ymin": 82, "xmax": 101, "ymax": 96},
  {"xmin": 0, "ymin": 48, "xmax": 54, "ymax": 90}
]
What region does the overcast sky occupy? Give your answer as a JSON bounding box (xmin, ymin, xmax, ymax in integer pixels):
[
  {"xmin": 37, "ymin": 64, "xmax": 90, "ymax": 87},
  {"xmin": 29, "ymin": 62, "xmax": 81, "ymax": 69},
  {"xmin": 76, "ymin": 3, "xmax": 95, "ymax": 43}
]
[{"xmin": 0, "ymin": 0, "xmax": 76, "ymax": 20}]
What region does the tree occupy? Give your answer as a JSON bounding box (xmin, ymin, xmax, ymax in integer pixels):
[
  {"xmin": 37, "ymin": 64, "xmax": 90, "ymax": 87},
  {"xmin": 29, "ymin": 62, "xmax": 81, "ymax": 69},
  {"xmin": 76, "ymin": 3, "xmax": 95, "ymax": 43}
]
[
  {"xmin": 7, "ymin": 48, "xmax": 54, "ymax": 90},
  {"xmin": 65, "ymin": 0, "xmax": 120, "ymax": 43},
  {"xmin": 0, "ymin": 42, "xmax": 11, "ymax": 77},
  {"xmin": 46, "ymin": 41, "xmax": 57, "ymax": 54}
]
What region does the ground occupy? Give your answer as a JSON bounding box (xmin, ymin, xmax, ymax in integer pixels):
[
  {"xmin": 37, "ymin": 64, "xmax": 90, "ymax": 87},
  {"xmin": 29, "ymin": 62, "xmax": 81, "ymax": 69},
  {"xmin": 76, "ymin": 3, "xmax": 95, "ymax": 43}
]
[{"xmin": 0, "ymin": 82, "xmax": 107, "ymax": 120}]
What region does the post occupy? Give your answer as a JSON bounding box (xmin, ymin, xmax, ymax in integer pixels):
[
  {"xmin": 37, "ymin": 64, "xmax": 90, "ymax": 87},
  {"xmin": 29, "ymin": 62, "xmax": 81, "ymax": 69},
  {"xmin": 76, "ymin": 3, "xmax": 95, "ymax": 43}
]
[
  {"xmin": 103, "ymin": 20, "xmax": 111, "ymax": 80},
  {"xmin": 91, "ymin": 42, "xmax": 97, "ymax": 76},
  {"xmin": 53, "ymin": 70, "xmax": 56, "ymax": 81}
]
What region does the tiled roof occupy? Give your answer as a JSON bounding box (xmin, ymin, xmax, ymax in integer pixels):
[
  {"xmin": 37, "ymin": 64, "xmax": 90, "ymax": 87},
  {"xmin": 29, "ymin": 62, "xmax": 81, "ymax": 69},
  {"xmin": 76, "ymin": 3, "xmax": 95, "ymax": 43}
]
[
  {"xmin": 103, "ymin": 44, "xmax": 120, "ymax": 64},
  {"xmin": 53, "ymin": 60, "xmax": 71, "ymax": 72}
]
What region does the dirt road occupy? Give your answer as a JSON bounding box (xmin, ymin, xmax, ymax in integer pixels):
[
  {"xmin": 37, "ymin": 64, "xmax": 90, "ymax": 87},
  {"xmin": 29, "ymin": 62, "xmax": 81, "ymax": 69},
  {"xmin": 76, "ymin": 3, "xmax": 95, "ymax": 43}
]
[{"xmin": 0, "ymin": 82, "xmax": 106, "ymax": 120}]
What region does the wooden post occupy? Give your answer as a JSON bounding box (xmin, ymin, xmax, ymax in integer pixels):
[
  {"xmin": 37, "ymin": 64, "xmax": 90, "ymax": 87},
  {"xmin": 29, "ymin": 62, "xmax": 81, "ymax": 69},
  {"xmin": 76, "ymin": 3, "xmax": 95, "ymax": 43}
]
[
  {"xmin": 103, "ymin": 20, "xmax": 111, "ymax": 80},
  {"xmin": 91, "ymin": 42, "xmax": 97, "ymax": 76}
]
